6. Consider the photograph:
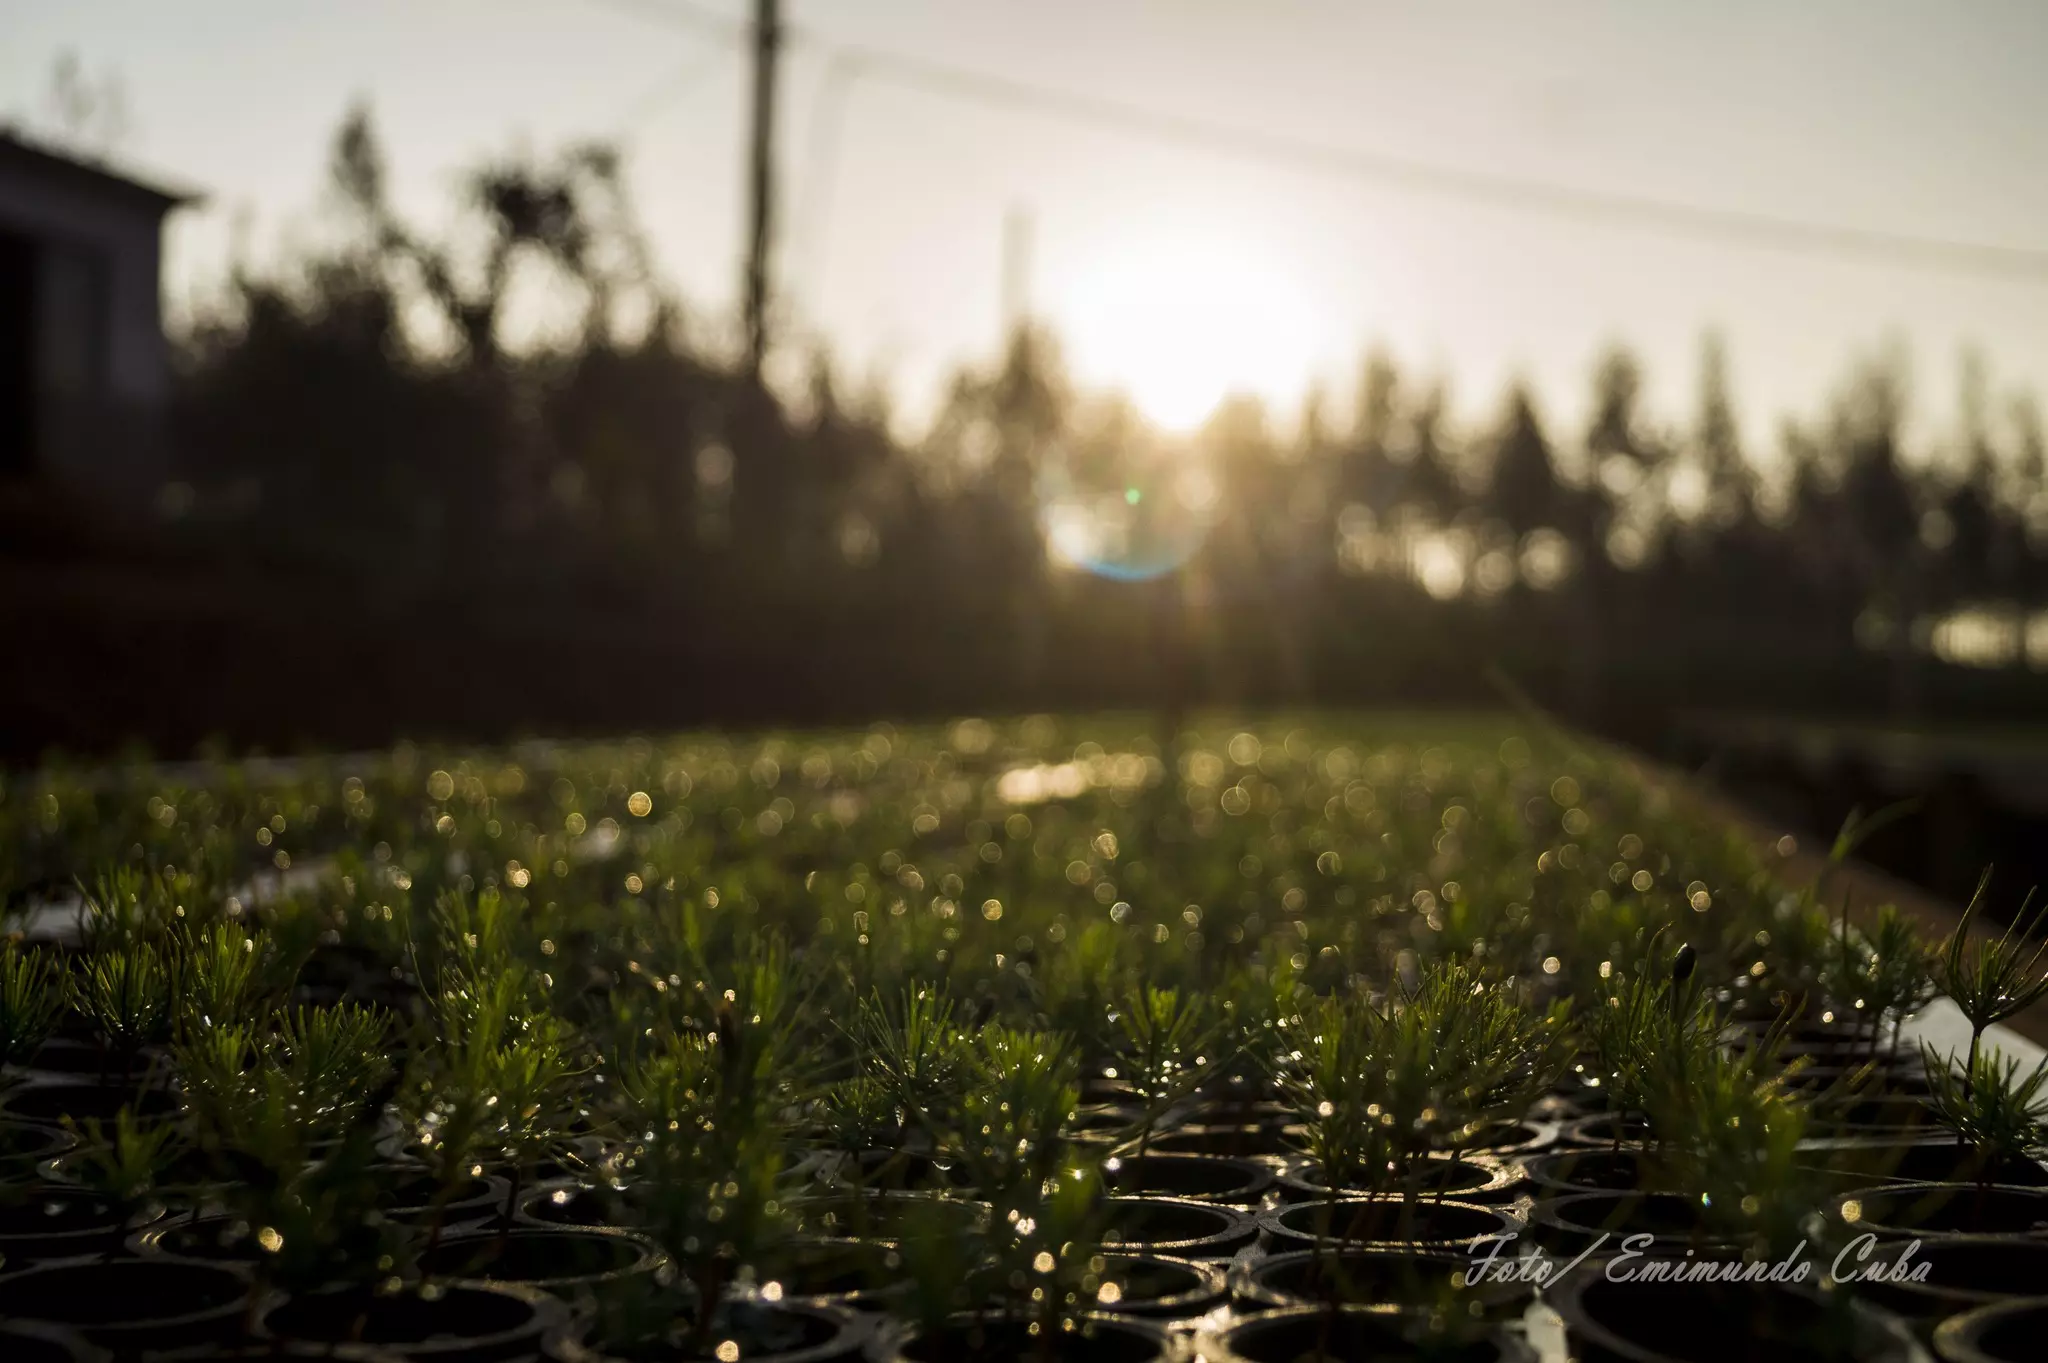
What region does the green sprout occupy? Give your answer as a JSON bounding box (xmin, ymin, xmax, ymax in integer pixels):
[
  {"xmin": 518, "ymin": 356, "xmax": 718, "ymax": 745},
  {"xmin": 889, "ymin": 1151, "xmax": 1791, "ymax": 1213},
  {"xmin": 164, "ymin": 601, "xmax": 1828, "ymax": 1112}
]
[
  {"xmin": 615, "ymin": 1028, "xmax": 792, "ymax": 1354},
  {"xmin": 1930, "ymin": 874, "xmax": 2048, "ymax": 1103},
  {"xmin": 850, "ymin": 985, "xmax": 968, "ymax": 1153},
  {"xmin": 1107, "ymin": 984, "xmax": 1221, "ymax": 1157},
  {"xmin": 65, "ymin": 1105, "xmax": 186, "ymax": 1222},
  {"xmin": 0, "ymin": 940, "xmax": 63, "ymax": 1074},
  {"xmin": 1920, "ymin": 1045, "xmax": 2048, "ymax": 1192},
  {"xmin": 175, "ymin": 919, "xmax": 289, "ymax": 1035},
  {"xmin": 814, "ymin": 1072, "xmax": 900, "ymax": 1195},
  {"xmin": 73, "ymin": 940, "xmax": 172, "ymax": 1081},
  {"xmin": 1833, "ymin": 903, "xmax": 1936, "ymax": 1056},
  {"xmin": 484, "ymin": 1013, "xmax": 594, "ymax": 1234},
  {"xmin": 1585, "ymin": 943, "xmax": 1722, "ymax": 1144}
]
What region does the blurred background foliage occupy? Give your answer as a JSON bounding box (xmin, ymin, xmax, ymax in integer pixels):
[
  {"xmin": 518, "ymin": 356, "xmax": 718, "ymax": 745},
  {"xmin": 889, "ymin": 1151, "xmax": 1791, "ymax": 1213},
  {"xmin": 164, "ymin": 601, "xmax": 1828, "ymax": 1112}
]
[{"xmin": 9, "ymin": 109, "xmax": 2048, "ymax": 770}]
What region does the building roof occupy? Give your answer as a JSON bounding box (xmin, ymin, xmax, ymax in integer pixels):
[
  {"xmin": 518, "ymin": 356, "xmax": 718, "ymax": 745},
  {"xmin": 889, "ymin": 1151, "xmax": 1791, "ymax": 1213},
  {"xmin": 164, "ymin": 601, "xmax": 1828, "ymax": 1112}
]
[{"xmin": 0, "ymin": 131, "xmax": 201, "ymax": 216}]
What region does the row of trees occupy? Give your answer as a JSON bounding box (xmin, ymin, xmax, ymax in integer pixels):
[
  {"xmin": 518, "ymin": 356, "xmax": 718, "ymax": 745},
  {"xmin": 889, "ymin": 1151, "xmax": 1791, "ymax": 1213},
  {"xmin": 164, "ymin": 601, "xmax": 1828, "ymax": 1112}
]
[{"xmin": 159, "ymin": 110, "xmax": 2048, "ymax": 738}]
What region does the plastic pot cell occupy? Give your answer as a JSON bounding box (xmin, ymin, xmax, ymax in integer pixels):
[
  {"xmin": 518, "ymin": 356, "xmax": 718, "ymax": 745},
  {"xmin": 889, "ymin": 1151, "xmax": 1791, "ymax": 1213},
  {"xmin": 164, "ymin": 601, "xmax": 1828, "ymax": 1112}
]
[
  {"xmin": 415, "ymin": 1226, "xmax": 666, "ymax": 1292},
  {"xmin": 785, "ymin": 1190, "xmax": 988, "ymax": 1244},
  {"xmin": 1522, "ymin": 1149, "xmax": 1667, "ymax": 1196},
  {"xmin": 1230, "ymin": 1247, "xmax": 1532, "ymax": 1319},
  {"xmin": 39, "ymin": 1141, "xmax": 223, "ymax": 1196},
  {"xmin": 1934, "ymin": 1297, "xmax": 2048, "ymax": 1363},
  {"xmin": 376, "ymin": 1168, "xmax": 510, "ymax": 1225},
  {"xmin": 0, "ymin": 1320, "xmax": 110, "ymax": 1363},
  {"xmin": 869, "ymin": 1312, "xmax": 1165, "ymax": 1363},
  {"xmin": 1806, "ymin": 1140, "xmax": 2048, "ymax": 1188},
  {"xmin": 566, "ymin": 1300, "xmax": 862, "ymax": 1363},
  {"xmin": 259, "ymin": 1281, "xmax": 565, "ymax": 1363},
  {"xmin": 0, "ymin": 1081, "xmax": 183, "ymax": 1127},
  {"xmin": 1202, "ymin": 1304, "xmax": 1534, "ymax": 1363},
  {"xmin": 1547, "ymin": 1262, "xmax": 1924, "ymax": 1363},
  {"xmin": 518, "ymin": 1182, "xmax": 643, "ymax": 1230},
  {"xmin": 1097, "ymin": 1196, "xmax": 1256, "ymax": 1258},
  {"xmin": 1260, "ymin": 1197, "xmax": 1521, "ymax": 1252},
  {"xmin": 1529, "ymin": 1191, "xmax": 1728, "ymax": 1255},
  {"xmin": 1062, "ymin": 1106, "xmax": 1137, "ymax": 1149},
  {"xmin": 1805, "ymin": 1096, "xmax": 1939, "ymax": 1136},
  {"xmin": 1838, "ymin": 1182, "xmax": 2048, "ymax": 1239},
  {"xmin": 16, "ymin": 1038, "xmax": 170, "ymax": 1082},
  {"xmin": 760, "ymin": 1236, "xmax": 911, "ymax": 1310},
  {"xmin": 0, "ymin": 1255, "xmax": 250, "ymax": 1353},
  {"xmin": 1099, "ymin": 1152, "xmax": 1272, "ymax": 1204},
  {"xmin": 131, "ymin": 1212, "xmax": 267, "ymax": 1262},
  {"xmin": 0, "ymin": 1185, "xmax": 152, "ymax": 1262},
  {"xmin": 1181, "ymin": 1100, "xmax": 1297, "ymax": 1131},
  {"xmin": 1811, "ymin": 1071, "xmax": 1937, "ymax": 1101},
  {"xmin": 1460, "ymin": 1118, "xmax": 1559, "ymax": 1157},
  {"xmin": 1086, "ymin": 1252, "xmax": 1225, "ymax": 1319},
  {"xmin": 1559, "ymin": 1113, "xmax": 1653, "ymax": 1148},
  {"xmin": 832, "ymin": 1150, "xmax": 979, "ymax": 1194},
  {"xmin": 1274, "ymin": 1154, "xmax": 1521, "ymax": 1206},
  {"xmin": 0, "ymin": 1121, "xmax": 74, "ymax": 1176},
  {"xmin": 1139, "ymin": 1125, "xmax": 1298, "ymax": 1159},
  {"xmin": 1845, "ymin": 1235, "xmax": 2048, "ymax": 1322}
]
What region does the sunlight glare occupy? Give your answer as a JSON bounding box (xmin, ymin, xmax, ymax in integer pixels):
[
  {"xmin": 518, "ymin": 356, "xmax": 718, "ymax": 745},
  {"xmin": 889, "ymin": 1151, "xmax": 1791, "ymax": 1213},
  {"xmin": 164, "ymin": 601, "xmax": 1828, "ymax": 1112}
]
[{"xmin": 1058, "ymin": 237, "xmax": 1322, "ymax": 431}]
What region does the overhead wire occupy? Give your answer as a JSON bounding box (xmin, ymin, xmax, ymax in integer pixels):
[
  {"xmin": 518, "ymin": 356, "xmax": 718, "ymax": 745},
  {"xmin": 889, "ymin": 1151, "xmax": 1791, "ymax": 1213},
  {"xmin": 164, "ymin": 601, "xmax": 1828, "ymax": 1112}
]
[{"xmin": 586, "ymin": 0, "xmax": 2048, "ymax": 282}]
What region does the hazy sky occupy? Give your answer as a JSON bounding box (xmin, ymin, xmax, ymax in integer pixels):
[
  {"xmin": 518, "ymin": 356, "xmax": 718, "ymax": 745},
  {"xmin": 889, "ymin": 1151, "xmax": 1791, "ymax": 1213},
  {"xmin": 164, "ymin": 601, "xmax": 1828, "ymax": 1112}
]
[{"xmin": 6, "ymin": 0, "xmax": 2047, "ymax": 453}]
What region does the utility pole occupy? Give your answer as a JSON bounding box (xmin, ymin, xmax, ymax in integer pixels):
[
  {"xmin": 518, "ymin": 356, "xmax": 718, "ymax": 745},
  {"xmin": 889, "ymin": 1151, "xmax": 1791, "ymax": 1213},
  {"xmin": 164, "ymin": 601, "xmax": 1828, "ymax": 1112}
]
[
  {"xmin": 743, "ymin": 0, "xmax": 781, "ymax": 385},
  {"xmin": 1001, "ymin": 203, "xmax": 1033, "ymax": 342}
]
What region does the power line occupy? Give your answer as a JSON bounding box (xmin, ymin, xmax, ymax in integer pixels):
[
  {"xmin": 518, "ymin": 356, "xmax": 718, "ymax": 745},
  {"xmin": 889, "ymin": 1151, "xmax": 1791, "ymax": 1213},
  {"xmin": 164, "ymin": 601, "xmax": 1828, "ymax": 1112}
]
[
  {"xmin": 819, "ymin": 39, "xmax": 2048, "ymax": 283},
  {"xmin": 589, "ymin": 0, "xmax": 2048, "ymax": 283},
  {"xmin": 580, "ymin": 0, "xmax": 747, "ymax": 43}
]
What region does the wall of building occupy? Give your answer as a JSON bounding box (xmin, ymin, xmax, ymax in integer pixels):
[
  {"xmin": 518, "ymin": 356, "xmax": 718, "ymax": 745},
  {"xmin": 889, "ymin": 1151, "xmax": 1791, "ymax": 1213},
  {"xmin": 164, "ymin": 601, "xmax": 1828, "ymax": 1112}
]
[
  {"xmin": 0, "ymin": 167, "xmax": 167, "ymax": 404},
  {"xmin": 0, "ymin": 158, "xmax": 173, "ymax": 495}
]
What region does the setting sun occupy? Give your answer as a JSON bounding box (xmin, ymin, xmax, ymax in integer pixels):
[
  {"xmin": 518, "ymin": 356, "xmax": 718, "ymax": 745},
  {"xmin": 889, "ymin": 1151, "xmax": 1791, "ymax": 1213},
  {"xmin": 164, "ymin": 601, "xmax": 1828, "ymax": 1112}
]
[{"xmin": 1054, "ymin": 235, "xmax": 1326, "ymax": 431}]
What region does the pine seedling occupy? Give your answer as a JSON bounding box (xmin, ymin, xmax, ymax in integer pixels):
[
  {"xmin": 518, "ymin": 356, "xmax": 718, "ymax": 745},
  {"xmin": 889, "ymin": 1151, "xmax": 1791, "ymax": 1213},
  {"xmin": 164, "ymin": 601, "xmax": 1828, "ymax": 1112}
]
[
  {"xmin": 1274, "ymin": 991, "xmax": 1392, "ymax": 1222},
  {"xmin": 617, "ymin": 1029, "xmax": 792, "ymax": 1353},
  {"xmin": 1920, "ymin": 1044, "xmax": 2048, "ymax": 1192},
  {"xmin": 1108, "ymin": 984, "xmax": 1221, "ymax": 1156},
  {"xmin": 1585, "ymin": 944, "xmax": 1721, "ymax": 1139},
  {"xmin": 177, "ymin": 1004, "xmax": 392, "ymax": 1181},
  {"xmin": 814, "ymin": 1073, "xmax": 900, "ymax": 1195},
  {"xmin": 66, "ymin": 1106, "xmax": 185, "ymax": 1223},
  {"xmin": 174, "ymin": 1021, "xmax": 261, "ymax": 1122},
  {"xmin": 950, "ymin": 1024, "xmax": 1079, "ymax": 1207},
  {"xmin": 888, "ymin": 1193, "xmax": 997, "ymax": 1334},
  {"xmin": 74, "ymin": 940, "xmax": 172, "ymax": 1080},
  {"xmin": 255, "ymin": 1100, "xmax": 410, "ymax": 1297},
  {"xmin": 1838, "ymin": 904, "xmax": 1935, "ymax": 1057},
  {"xmin": 175, "ymin": 1007, "xmax": 404, "ymax": 1307},
  {"xmin": 399, "ymin": 968, "xmax": 525, "ymax": 1252},
  {"xmin": 175, "ymin": 920, "xmax": 283, "ymax": 1035},
  {"xmin": 851, "ymin": 985, "xmax": 968, "ymax": 1142},
  {"xmin": 1003, "ymin": 1159, "xmax": 1109, "ymax": 1354},
  {"xmin": 0, "ymin": 941, "xmax": 63, "ymax": 1073},
  {"xmin": 1407, "ymin": 964, "xmax": 1573, "ymax": 1158},
  {"xmin": 1647, "ymin": 1042, "xmax": 1813, "ymax": 1259},
  {"xmin": 596, "ymin": 937, "xmax": 815, "ymax": 1349},
  {"xmin": 1931, "ymin": 875, "xmax": 2048, "ymax": 1100},
  {"xmin": 1035, "ymin": 919, "xmax": 1125, "ymax": 1044},
  {"xmin": 76, "ymin": 865, "xmax": 152, "ymax": 951},
  {"xmin": 1212, "ymin": 955, "xmax": 1304, "ymax": 1100},
  {"xmin": 485, "ymin": 1014, "xmax": 593, "ymax": 1231},
  {"xmin": 276, "ymin": 1002, "xmax": 392, "ymax": 1131}
]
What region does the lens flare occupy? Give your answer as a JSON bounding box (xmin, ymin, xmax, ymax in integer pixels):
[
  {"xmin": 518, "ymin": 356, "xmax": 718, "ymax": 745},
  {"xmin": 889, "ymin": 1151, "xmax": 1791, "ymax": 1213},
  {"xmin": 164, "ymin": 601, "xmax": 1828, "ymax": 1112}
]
[{"xmin": 1036, "ymin": 446, "xmax": 1220, "ymax": 582}]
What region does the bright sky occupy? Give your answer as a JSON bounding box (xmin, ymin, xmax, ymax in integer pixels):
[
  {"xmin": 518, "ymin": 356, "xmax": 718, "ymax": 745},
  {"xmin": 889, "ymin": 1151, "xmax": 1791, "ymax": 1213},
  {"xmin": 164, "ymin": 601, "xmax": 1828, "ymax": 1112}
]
[{"xmin": 5, "ymin": 0, "xmax": 2047, "ymax": 452}]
